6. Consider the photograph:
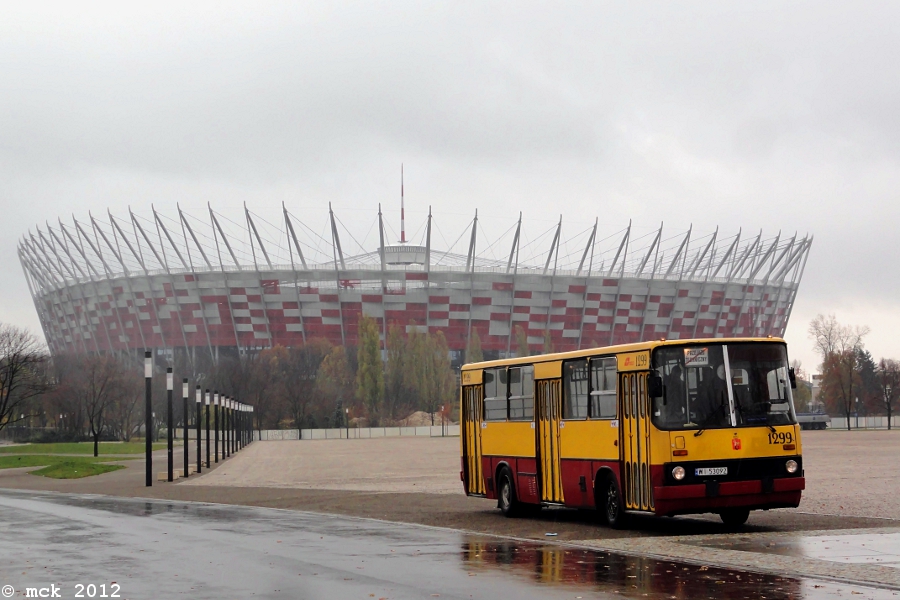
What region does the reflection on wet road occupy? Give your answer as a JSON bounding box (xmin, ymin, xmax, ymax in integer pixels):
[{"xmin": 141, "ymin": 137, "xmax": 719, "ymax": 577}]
[{"xmin": 0, "ymin": 490, "xmax": 894, "ymax": 600}]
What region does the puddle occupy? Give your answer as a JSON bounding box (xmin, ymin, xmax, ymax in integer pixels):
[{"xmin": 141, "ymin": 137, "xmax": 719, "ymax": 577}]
[
  {"xmin": 693, "ymin": 532, "xmax": 900, "ymax": 569},
  {"xmin": 462, "ymin": 537, "xmax": 900, "ymax": 599}
]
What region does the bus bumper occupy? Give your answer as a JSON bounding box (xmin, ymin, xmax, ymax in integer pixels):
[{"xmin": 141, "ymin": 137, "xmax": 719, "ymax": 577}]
[{"xmin": 653, "ymin": 477, "xmax": 804, "ymax": 516}]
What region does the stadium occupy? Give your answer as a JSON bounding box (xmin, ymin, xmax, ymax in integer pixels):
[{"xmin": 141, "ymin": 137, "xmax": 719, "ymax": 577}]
[{"xmin": 17, "ymin": 202, "xmax": 811, "ymax": 366}]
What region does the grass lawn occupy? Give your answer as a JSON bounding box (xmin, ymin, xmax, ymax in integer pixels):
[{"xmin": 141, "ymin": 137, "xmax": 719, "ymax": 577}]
[
  {"xmin": 0, "ymin": 442, "xmax": 170, "ymax": 455},
  {"xmin": 0, "ymin": 455, "xmax": 131, "ymax": 479}
]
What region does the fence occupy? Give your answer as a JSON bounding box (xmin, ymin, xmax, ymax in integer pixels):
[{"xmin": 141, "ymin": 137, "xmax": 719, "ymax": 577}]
[
  {"xmin": 828, "ymin": 416, "xmax": 900, "ymax": 430},
  {"xmin": 253, "ymin": 425, "xmax": 460, "ymax": 441}
]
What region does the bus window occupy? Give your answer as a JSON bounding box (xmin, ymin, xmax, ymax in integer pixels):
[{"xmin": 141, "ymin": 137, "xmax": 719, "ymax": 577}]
[
  {"xmin": 652, "ymin": 342, "xmax": 797, "ymax": 431},
  {"xmin": 727, "ymin": 344, "xmax": 796, "ymax": 427},
  {"xmin": 652, "ymin": 346, "xmax": 730, "ymax": 430},
  {"xmin": 564, "ymin": 359, "xmax": 589, "ymax": 419},
  {"xmin": 590, "ymin": 357, "xmax": 617, "ymax": 418},
  {"xmin": 509, "ymin": 366, "xmax": 534, "ymax": 421},
  {"xmin": 484, "ymin": 368, "xmax": 508, "ymax": 421}
]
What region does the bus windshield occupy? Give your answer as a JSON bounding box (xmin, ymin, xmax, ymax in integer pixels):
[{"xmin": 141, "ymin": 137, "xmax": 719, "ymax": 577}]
[{"xmin": 651, "ymin": 342, "xmax": 796, "ymax": 431}]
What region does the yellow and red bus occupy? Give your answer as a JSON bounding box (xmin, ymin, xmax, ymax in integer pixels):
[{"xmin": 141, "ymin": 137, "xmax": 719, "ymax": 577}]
[{"xmin": 460, "ymin": 338, "xmax": 804, "ymax": 527}]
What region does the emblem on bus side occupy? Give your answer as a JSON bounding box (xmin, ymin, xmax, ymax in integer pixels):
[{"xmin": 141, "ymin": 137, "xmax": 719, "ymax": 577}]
[{"xmin": 732, "ymin": 438, "xmax": 742, "ymax": 450}]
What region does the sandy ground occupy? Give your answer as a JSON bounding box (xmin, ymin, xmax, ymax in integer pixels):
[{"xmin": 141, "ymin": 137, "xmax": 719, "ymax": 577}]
[
  {"xmin": 180, "ymin": 436, "xmax": 462, "ymax": 493},
  {"xmin": 796, "ymin": 429, "xmax": 900, "ymax": 520}
]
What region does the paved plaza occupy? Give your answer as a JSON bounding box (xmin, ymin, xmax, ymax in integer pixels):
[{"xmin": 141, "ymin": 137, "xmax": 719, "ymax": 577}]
[{"xmin": 2, "ymin": 429, "xmax": 900, "ymax": 593}]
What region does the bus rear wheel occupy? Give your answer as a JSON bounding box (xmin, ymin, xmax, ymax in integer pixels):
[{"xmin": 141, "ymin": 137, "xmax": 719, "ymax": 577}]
[
  {"xmin": 719, "ymin": 508, "xmax": 750, "ymax": 528},
  {"xmin": 497, "ymin": 467, "xmax": 521, "ymax": 518},
  {"xmin": 602, "ymin": 475, "xmax": 628, "ymax": 529}
]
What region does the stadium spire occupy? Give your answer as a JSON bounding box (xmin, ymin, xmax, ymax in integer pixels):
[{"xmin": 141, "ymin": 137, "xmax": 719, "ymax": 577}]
[{"xmin": 400, "ymin": 164, "xmax": 406, "ymax": 244}]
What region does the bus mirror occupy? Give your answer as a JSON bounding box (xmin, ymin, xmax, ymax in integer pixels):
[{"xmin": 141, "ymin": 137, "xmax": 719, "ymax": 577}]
[
  {"xmin": 788, "ymin": 367, "xmax": 797, "ymax": 390},
  {"xmin": 648, "ymin": 373, "xmax": 663, "ymax": 399}
]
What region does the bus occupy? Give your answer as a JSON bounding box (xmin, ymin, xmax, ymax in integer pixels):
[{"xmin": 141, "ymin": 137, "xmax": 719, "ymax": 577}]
[{"xmin": 459, "ymin": 337, "xmax": 804, "ymax": 527}]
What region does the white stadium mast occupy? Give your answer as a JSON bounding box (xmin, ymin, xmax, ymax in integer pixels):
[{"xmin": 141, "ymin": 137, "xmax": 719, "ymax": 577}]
[{"xmin": 400, "ymin": 164, "xmax": 406, "ymax": 244}]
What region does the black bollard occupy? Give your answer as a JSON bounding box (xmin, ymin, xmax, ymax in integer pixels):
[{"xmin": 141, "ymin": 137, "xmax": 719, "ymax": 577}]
[
  {"xmin": 182, "ymin": 378, "xmax": 189, "ymax": 478},
  {"xmin": 205, "ymin": 389, "xmax": 211, "ymax": 468},
  {"xmin": 167, "ymin": 368, "xmax": 173, "ymax": 482},
  {"xmin": 145, "ymin": 351, "xmax": 153, "ymax": 487},
  {"xmin": 214, "ymin": 391, "xmax": 219, "ymax": 464},
  {"xmin": 196, "ymin": 386, "xmax": 202, "ymax": 474}
]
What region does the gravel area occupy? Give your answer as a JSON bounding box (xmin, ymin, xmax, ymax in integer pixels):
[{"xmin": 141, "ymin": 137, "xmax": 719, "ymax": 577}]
[{"xmin": 180, "ymin": 436, "xmax": 462, "ymax": 494}]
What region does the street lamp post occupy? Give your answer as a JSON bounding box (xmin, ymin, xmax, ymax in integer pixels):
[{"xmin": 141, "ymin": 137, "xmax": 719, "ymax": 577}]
[
  {"xmin": 144, "ymin": 351, "xmax": 152, "ymax": 487},
  {"xmin": 225, "ymin": 397, "xmax": 231, "ymax": 458},
  {"xmin": 345, "ymin": 407, "xmax": 349, "ymax": 440},
  {"xmin": 182, "ymin": 378, "xmax": 189, "ymax": 478},
  {"xmin": 887, "ymin": 386, "xmax": 893, "ymax": 431},
  {"xmin": 214, "ymin": 391, "xmax": 219, "ymax": 464},
  {"xmin": 855, "ymin": 397, "xmax": 860, "ymax": 430},
  {"xmin": 205, "ymin": 389, "xmax": 211, "ymax": 468},
  {"xmin": 167, "ymin": 368, "xmax": 174, "ymax": 482},
  {"xmin": 440, "ymin": 405, "xmax": 445, "ymax": 437},
  {"xmin": 196, "ymin": 386, "xmax": 202, "ymax": 473}
]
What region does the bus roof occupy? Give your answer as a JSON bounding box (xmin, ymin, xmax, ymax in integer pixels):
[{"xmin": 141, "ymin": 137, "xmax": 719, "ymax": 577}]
[{"xmin": 460, "ymin": 337, "xmax": 786, "ymax": 371}]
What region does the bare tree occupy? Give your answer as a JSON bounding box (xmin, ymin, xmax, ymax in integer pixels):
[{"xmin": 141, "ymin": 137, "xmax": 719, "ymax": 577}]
[
  {"xmin": 282, "ymin": 340, "xmax": 331, "ymax": 434},
  {"xmin": 809, "ymin": 314, "xmax": 870, "ymax": 430},
  {"xmin": 107, "ymin": 374, "xmax": 143, "ymax": 441},
  {"xmin": 0, "ymin": 324, "xmax": 51, "ymax": 434},
  {"xmin": 71, "ymin": 355, "xmax": 128, "ymax": 456}
]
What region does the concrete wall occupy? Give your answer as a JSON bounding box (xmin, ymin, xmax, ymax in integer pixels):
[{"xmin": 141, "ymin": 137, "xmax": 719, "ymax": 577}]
[{"xmin": 253, "ymin": 425, "xmax": 460, "ymax": 441}]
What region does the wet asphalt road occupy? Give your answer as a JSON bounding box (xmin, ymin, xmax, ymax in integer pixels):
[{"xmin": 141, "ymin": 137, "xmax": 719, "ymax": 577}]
[{"xmin": 0, "ymin": 490, "xmax": 894, "ymax": 600}]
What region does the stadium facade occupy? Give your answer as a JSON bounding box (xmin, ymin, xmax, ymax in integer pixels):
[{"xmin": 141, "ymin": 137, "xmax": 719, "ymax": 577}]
[{"xmin": 18, "ymin": 204, "xmax": 811, "ymax": 365}]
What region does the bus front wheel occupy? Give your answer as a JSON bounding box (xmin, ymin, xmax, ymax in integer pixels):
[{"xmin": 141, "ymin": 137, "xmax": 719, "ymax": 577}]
[
  {"xmin": 497, "ymin": 467, "xmax": 521, "ymax": 518},
  {"xmin": 719, "ymin": 508, "xmax": 750, "ymax": 528},
  {"xmin": 602, "ymin": 475, "xmax": 628, "ymax": 529}
]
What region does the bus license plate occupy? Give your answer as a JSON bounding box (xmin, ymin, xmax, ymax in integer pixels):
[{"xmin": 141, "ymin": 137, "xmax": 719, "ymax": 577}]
[{"xmin": 695, "ymin": 467, "xmax": 727, "ymax": 476}]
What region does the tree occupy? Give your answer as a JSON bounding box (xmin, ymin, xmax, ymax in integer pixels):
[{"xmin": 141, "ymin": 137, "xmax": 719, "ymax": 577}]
[
  {"xmin": 71, "ymin": 355, "xmax": 128, "ymax": 456},
  {"xmin": 106, "ymin": 375, "xmax": 142, "ymax": 442},
  {"xmin": 319, "ymin": 346, "xmax": 354, "ymax": 426},
  {"xmin": 514, "ymin": 325, "xmax": 529, "ymax": 358},
  {"xmin": 543, "ymin": 329, "xmax": 554, "ymax": 355},
  {"xmin": 249, "ymin": 347, "xmax": 287, "ymax": 433},
  {"xmin": 425, "ymin": 331, "xmax": 455, "ymax": 423},
  {"xmin": 356, "ymin": 315, "xmax": 384, "ymax": 425},
  {"xmin": 465, "ymin": 329, "xmax": 483, "ymax": 364},
  {"xmin": 790, "ymin": 360, "xmax": 812, "ymax": 412},
  {"xmin": 0, "ymin": 325, "xmax": 51, "ymax": 434},
  {"xmin": 878, "ymin": 359, "xmax": 900, "ymax": 430},
  {"xmin": 282, "ymin": 339, "xmax": 332, "ymax": 434},
  {"xmin": 809, "ymin": 314, "xmax": 869, "ymax": 430},
  {"xmin": 384, "ymin": 325, "xmax": 405, "ymax": 421}
]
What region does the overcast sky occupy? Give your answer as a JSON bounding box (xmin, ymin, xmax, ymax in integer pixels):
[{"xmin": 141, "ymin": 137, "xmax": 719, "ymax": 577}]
[{"xmin": 3, "ymin": 1, "xmax": 899, "ymax": 372}]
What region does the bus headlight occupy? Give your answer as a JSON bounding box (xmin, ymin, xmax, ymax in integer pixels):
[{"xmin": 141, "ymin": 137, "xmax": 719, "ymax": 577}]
[
  {"xmin": 672, "ymin": 466, "xmax": 685, "ymax": 480},
  {"xmin": 785, "ymin": 459, "xmax": 798, "ymax": 474}
]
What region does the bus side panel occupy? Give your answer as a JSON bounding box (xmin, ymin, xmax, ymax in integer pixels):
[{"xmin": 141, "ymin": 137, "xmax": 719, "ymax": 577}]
[
  {"xmin": 480, "ymin": 422, "xmax": 537, "ymax": 501},
  {"xmin": 559, "ymin": 420, "xmax": 619, "ymax": 508},
  {"xmin": 559, "ymin": 459, "xmax": 594, "ymax": 508},
  {"xmin": 515, "ymin": 457, "xmax": 540, "ymax": 504},
  {"xmin": 558, "ymin": 420, "xmax": 619, "ymax": 460}
]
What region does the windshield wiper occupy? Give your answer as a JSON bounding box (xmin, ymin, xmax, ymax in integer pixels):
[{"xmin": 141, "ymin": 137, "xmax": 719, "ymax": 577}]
[{"xmin": 693, "ymin": 428, "xmax": 705, "ymax": 437}]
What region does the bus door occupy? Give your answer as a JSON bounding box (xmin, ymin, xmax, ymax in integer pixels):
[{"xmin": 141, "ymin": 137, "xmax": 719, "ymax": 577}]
[
  {"xmin": 619, "ymin": 371, "xmax": 654, "ymax": 512},
  {"xmin": 535, "ymin": 379, "xmax": 564, "ymax": 503},
  {"xmin": 461, "ymin": 385, "xmax": 485, "ymax": 495}
]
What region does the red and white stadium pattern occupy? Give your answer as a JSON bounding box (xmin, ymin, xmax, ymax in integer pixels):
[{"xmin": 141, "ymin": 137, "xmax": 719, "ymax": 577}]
[{"xmin": 18, "ymin": 206, "xmax": 811, "ymax": 358}]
